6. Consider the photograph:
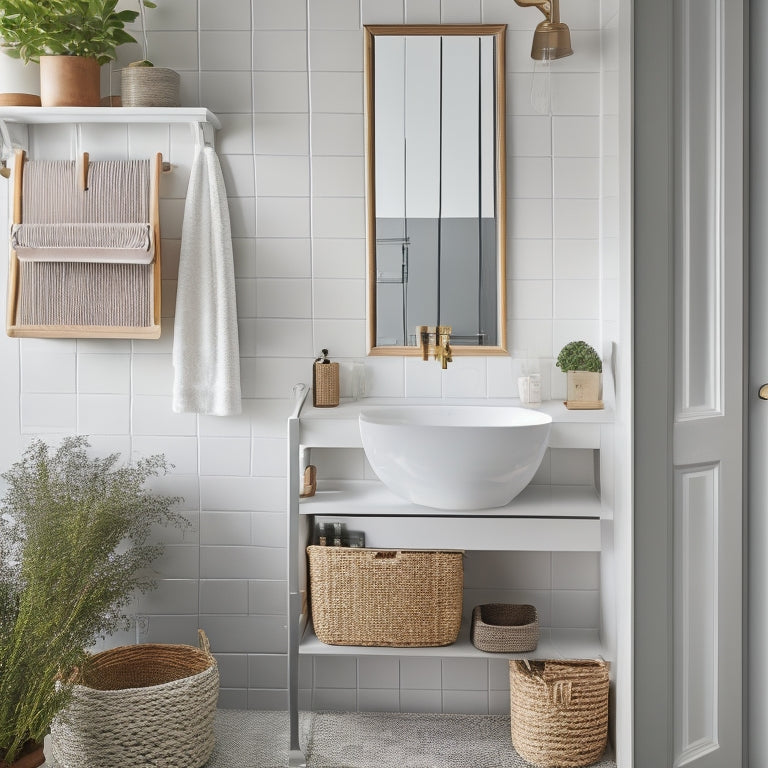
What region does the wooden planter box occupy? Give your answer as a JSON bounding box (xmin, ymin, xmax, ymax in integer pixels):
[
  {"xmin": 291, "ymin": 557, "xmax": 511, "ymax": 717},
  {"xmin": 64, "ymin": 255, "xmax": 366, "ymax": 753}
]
[{"xmin": 565, "ymin": 370, "xmax": 603, "ymax": 410}]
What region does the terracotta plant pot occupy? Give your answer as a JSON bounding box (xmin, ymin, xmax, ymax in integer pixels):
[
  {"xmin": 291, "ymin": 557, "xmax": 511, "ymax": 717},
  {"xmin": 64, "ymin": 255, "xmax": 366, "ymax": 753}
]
[
  {"xmin": 565, "ymin": 369, "xmax": 603, "ymax": 409},
  {"xmin": 40, "ymin": 55, "xmax": 100, "ymax": 107},
  {"xmin": 0, "ymin": 740, "xmax": 45, "ymax": 768}
]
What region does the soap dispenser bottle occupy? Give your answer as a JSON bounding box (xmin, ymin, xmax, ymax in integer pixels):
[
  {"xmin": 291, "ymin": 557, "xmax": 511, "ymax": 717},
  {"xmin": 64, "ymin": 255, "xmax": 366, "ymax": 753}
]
[{"xmin": 312, "ymin": 348, "xmax": 340, "ymax": 407}]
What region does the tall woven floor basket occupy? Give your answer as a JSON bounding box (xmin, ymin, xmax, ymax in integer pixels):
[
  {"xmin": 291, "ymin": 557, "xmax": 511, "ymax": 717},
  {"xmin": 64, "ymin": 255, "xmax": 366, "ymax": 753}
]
[
  {"xmin": 509, "ymin": 659, "xmax": 609, "ymax": 768},
  {"xmin": 50, "ymin": 629, "xmax": 219, "ymax": 768}
]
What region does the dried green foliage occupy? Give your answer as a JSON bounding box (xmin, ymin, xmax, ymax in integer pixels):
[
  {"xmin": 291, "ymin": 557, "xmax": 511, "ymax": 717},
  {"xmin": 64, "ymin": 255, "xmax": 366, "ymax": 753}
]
[
  {"xmin": 555, "ymin": 340, "xmax": 602, "ymax": 373},
  {"xmin": 0, "ymin": 0, "xmax": 157, "ymax": 66},
  {"xmin": 0, "ymin": 436, "xmax": 185, "ymax": 763}
]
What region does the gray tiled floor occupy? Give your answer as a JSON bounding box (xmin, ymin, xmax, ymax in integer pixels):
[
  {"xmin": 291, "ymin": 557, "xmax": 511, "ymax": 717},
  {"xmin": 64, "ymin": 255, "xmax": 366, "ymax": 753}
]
[{"xmin": 46, "ymin": 709, "xmax": 617, "ymax": 768}]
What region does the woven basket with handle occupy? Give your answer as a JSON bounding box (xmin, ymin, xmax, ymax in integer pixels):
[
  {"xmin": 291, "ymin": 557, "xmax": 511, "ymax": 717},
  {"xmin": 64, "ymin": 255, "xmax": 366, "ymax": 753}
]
[
  {"xmin": 50, "ymin": 629, "xmax": 218, "ymax": 768},
  {"xmin": 509, "ymin": 658, "xmax": 609, "ymax": 768},
  {"xmin": 308, "ymin": 545, "xmax": 463, "ymax": 647}
]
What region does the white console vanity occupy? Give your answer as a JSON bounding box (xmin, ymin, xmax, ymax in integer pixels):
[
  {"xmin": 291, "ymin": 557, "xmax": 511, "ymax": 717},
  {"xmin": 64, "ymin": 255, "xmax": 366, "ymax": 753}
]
[{"xmin": 286, "ymin": 385, "xmax": 617, "ymax": 766}]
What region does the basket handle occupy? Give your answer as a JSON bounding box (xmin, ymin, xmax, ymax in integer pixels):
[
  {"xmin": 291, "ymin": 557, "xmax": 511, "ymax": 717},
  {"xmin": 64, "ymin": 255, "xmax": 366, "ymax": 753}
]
[
  {"xmin": 367, "ymin": 550, "xmax": 460, "ymax": 560},
  {"xmin": 198, "ymin": 628, "xmax": 213, "ymax": 658},
  {"xmin": 550, "ymin": 680, "xmax": 573, "ymax": 709},
  {"xmin": 370, "ymin": 550, "xmax": 401, "ymax": 560}
]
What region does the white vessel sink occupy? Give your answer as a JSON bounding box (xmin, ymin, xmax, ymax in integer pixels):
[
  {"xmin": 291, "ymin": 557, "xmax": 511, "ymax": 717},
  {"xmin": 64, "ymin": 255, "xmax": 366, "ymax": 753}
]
[{"xmin": 359, "ymin": 405, "xmax": 552, "ymax": 510}]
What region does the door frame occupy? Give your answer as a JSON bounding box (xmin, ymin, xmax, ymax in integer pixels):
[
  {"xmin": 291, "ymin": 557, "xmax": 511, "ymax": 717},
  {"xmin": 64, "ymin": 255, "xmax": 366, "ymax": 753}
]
[
  {"xmin": 634, "ymin": 0, "xmax": 676, "ymax": 762},
  {"xmin": 749, "ymin": 0, "xmax": 768, "ymax": 764}
]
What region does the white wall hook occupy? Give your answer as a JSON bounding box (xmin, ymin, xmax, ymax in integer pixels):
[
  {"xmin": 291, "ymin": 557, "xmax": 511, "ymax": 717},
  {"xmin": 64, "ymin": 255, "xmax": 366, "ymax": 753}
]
[{"xmin": 190, "ymin": 121, "xmax": 215, "ymax": 149}]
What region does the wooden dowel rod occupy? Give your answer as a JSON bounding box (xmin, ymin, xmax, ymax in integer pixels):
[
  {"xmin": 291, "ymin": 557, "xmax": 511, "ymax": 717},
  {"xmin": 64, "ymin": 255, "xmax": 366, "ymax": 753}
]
[
  {"xmin": 6, "ymin": 149, "xmax": 25, "ymax": 332},
  {"xmin": 79, "ymin": 151, "xmax": 89, "ymax": 191}
]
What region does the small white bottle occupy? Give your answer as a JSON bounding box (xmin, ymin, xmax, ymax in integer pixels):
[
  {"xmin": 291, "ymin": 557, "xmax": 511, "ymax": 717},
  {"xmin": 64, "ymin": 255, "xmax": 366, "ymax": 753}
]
[
  {"xmin": 517, "ymin": 376, "xmax": 530, "ymax": 403},
  {"xmin": 527, "ymin": 373, "xmax": 542, "ymax": 407}
]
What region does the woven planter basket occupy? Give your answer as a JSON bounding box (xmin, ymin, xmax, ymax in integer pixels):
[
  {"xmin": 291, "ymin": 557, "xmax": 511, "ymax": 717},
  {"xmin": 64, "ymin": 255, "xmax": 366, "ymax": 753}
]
[
  {"xmin": 49, "ymin": 630, "xmax": 218, "ymax": 768},
  {"xmin": 470, "ymin": 603, "xmax": 539, "ymax": 653},
  {"xmin": 509, "ymin": 659, "xmax": 609, "ymax": 768},
  {"xmin": 121, "ymin": 67, "xmax": 180, "ymax": 107},
  {"xmin": 308, "ymin": 545, "xmax": 463, "ymax": 647}
]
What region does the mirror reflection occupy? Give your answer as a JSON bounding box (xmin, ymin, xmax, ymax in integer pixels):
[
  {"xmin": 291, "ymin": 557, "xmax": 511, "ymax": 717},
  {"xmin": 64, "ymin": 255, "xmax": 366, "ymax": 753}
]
[{"xmin": 365, "ymin": 24, "xmax": 507, "ymax": 355}]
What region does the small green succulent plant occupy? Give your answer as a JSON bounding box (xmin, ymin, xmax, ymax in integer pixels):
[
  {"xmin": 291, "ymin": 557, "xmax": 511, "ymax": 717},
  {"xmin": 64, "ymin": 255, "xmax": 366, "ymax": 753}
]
[{"xmin": 556, "ymin": 340, "xmax": 602, "ymax": 373}]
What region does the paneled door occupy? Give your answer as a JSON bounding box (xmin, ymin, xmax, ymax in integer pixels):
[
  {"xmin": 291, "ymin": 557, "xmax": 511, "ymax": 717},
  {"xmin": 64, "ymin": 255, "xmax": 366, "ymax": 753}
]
[
  {"xmin": 635, "ymin": 0, "xmax": 745, "ymax": 766},
  {"xmin": 671, "ymin": 0, "xmax": 744, "ymax": 765}
]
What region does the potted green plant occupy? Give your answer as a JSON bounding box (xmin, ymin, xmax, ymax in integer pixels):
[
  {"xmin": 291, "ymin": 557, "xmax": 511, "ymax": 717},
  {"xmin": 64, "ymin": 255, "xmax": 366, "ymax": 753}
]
[
  {"xmin": 0, "ymin": 436, "xmax": 184, "ymax": 766},
  {"xmin": 120, "ymin": 0, "xmax": 179, "ymax": 107},
  {"xmin": 0, "ymin": 0, "xmax": 155, "ymax": 107},
  {"xmin": 556, "ymin": 340, "xmax": 603, "ymax": 409}
]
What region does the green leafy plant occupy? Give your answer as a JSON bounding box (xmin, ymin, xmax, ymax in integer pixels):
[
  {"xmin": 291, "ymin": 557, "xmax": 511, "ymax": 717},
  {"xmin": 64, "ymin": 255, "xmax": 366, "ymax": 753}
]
[
  {"xmin": 556, "ymin": 340, "xmax": 602, "ymax": 373},
  {"xmin": 0, "ymin": 436, "xmax": 185, "ymax": 764},
  {"xmin": 0, "ymin": 0, "xmax": 156, "ymax": 66}
]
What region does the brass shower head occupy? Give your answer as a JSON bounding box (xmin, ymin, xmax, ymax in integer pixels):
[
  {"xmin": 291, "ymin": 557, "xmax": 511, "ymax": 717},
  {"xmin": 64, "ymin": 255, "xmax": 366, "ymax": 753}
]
[{"xmin": 514, "ymin": 0, "xmax": 574, "ymax": 61}]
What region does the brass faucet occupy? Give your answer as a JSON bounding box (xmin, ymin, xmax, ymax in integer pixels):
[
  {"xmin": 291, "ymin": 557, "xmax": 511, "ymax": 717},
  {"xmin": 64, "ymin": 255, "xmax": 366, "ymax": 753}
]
[{"xmin": 416, "ymin": 325, "xmax": 452, "ymax": 369}]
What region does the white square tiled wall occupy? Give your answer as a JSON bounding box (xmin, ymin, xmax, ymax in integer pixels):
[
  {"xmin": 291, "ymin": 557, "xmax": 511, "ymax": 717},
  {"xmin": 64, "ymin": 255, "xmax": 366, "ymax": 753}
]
[{"xmin": 2, "ymin": 0, "xmax": 612, "ymax": 713}]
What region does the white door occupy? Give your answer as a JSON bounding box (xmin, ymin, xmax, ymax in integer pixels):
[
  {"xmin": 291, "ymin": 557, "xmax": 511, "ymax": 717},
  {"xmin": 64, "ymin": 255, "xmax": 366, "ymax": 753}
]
[
  {"xmin": 635, "ymin": 0, "xmax": 745, "ymax": 766},
  {"xmin": 671, "ymin": 0, "xmax": 744, "ymax": 765}
]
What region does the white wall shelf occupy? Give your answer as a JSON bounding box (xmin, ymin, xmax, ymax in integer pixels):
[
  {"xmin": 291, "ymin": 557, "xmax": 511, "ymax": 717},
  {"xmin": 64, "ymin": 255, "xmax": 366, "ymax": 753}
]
[{"xmin": 0, "ymin": 106, "xmax": 221, "ymax": 129}]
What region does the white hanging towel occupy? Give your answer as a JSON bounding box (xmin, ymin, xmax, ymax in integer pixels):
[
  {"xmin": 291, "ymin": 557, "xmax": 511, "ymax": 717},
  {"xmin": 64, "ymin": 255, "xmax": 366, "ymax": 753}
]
[{"xmin": 172, "ymin": 145, "xmax": 242, "ymax": 415}]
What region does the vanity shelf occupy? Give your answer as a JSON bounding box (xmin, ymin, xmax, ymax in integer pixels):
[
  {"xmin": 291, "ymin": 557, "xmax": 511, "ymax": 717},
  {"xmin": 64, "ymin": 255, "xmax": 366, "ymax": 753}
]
[
  {"xmin": 286, "ymin": 388, "xmax": 613, "ymax": 766},
  {"xmin": 300, "ymin": 623, "xmax": 603, "ymax": 660},
  {"xmin": 299, "ymin": 397, "xmax": 613, "ymax": 450},
  {"xmin": 310, "ymin": 509, "xmax": 600, "ymax": 552},
  {"xmin": 302, "ymin": 480, "xmax": 601, "ymax": 518}
]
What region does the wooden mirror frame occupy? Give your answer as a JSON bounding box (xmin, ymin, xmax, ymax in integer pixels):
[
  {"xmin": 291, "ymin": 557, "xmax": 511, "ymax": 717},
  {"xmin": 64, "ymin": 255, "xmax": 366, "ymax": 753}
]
[{"xmin": 364, "ymin": 23, "xmax": 508, "ymax": 357}]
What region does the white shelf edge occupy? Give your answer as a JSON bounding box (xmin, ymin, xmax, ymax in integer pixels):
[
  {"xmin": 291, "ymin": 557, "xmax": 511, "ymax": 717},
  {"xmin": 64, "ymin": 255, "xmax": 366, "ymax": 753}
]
[
  {"xmin": 0, "ymin": 106, "xmax": 221, "ymax": 129},
  {"xmin": 308, "ymin": 515, "xmax": 601, "ymax": 551},
  {"xmin": 300, "ymin": 480, "xmax": 602, "ymax": 518},
  {"xmin": 298, "ymin": 399, "xmax": 612, "ymax": 450},
  {"xmin": 300, "ymin": 397, "xmax": 615, "ymax": 423},
  {"xmin": 300, "ymin": 621, "xmax": 605, "ymax": 660}
]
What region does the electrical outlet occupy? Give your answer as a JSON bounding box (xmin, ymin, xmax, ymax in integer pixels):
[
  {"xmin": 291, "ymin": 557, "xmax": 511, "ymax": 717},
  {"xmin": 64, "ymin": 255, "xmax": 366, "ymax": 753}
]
[{"xmin": 135, "ymin": 614, "xmax": 149, "ymax": 641}]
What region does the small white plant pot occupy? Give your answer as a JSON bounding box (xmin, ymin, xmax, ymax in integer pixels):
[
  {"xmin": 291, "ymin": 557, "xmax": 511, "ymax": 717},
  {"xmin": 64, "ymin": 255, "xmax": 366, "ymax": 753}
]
[
  {"xmin": 0, "ymin": 53, "xmax": 40, "ymax": 106},
  {"xmin": 565, "ymin": 370, "xmax": 603, "ymax": 410}
]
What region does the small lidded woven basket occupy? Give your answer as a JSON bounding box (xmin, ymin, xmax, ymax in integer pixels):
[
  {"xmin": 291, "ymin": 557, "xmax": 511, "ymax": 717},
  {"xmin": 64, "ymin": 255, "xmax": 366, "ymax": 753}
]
[
  {"xmin": 509, "ymin": 658, "xmax": 609, "ymax": 768},
  {"xmin": 470, "ymin": 603, "xmax": 539, "ymax": 653}
]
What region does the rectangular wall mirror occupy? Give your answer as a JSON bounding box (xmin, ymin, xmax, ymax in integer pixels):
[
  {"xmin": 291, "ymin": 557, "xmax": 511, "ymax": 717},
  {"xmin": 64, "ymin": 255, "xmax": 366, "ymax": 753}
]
[{"xmin": 364, "ymin": 24, "xmax": 507, "ymax": 356}]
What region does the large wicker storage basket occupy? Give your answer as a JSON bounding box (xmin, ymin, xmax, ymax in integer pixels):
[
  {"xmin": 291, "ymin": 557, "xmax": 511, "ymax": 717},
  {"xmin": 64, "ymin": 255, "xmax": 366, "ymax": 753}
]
[
  {"xmin": 509, "ymin": 659, "xmax": 609, "ymax": 768},
  {"xmin": 50, "ymin": 629, "xmax": 219, "ymax": 768},
  {"xmin": 307, "ymin": 545, "xmax": 463, "ymax": 647}
]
